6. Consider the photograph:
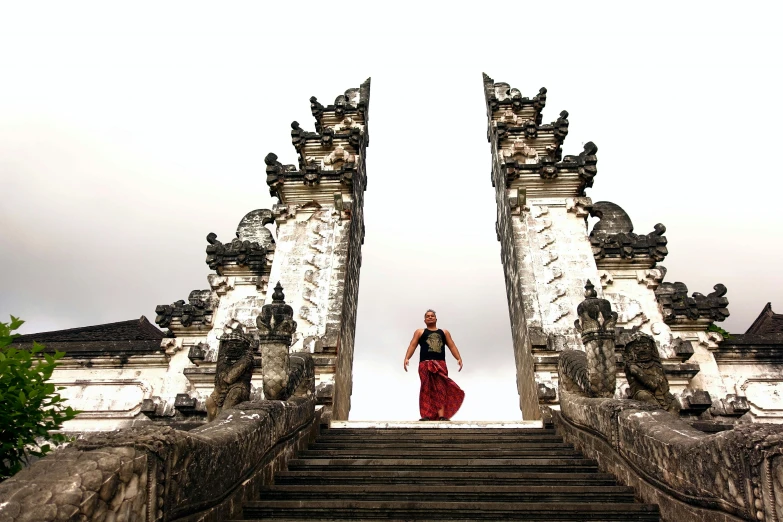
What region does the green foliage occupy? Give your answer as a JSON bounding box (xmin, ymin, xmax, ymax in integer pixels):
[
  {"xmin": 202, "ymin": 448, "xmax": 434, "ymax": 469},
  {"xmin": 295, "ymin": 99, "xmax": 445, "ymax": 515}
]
[
  {"xmin": 0, "ymin": 316, "xmax": 79, "ymax": 480},
  {"xmin": 707, "ymin": 322, "xmax": 732, "ymax": 339}
]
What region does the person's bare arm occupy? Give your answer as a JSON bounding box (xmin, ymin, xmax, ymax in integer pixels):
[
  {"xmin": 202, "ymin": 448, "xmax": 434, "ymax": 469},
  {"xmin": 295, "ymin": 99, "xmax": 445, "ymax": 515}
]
[
  {"xmin": 404, "ymin": 329, "xmax": 424, "ymax": 372},
  {"xmin": 443, "ymin": 330, "xmax": 463, "ymax": 371}
]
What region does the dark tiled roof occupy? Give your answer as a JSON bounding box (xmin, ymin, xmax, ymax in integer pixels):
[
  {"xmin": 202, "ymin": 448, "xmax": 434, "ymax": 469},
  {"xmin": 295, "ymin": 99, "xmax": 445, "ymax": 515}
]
[
  {"xmin": 13, "ymin": 316, "xmax": 164, "ymax": 343},
  {"xmin": 10, "ymin": 316, "xmax": 165, "ymax": 356},
  {"xmin": 715, "ymin": 333, "xmax": 783, "ymax": 362},
  {"xmin": 746, "ymin": 303, "xmax": 783, "ymax": 335}
]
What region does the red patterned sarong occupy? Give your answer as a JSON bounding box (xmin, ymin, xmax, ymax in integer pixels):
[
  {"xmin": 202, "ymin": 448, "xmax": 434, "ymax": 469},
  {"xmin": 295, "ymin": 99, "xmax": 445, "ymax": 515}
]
[{"xmin": 418, "ymin": 360, "xmax": 465, "ymax": 420}]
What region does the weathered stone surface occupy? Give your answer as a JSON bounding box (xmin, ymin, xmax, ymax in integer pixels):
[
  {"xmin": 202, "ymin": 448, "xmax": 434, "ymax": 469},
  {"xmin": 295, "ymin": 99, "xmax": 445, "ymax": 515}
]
[
  {"xmin": 206, "ymin": 323, "xmax": 254, "ymax": 421},
  {"xmin": 624, "ymin": 331, "xmax": 680, "ymax": 413},
  {"xmin": 558, "ymin": 349, "xmax": 592, "ymax": 396},
  {"xmin": 155, "ymin": 289, "xmax": 216, "ymax": 329},
  {"xmin": 656, "ymin": 282, "xmax": 730, "ymax": 324},
  {"xmin": 556, "ymin": 392, "xmax": 783, "ymax": 522},
  {"xmin": 589, "ymin": 201, "xmax": 668, "ymax": 264},
  {"xmin": 256, "ymin": 282, "xmax": 297, "ymax": 400},
  {"xmin": 574, "ymin": 280, "xmax": 618, "ymax": 397},
  {"xmin": 0, "ymin": 375, "xmax": 316, "ymax": 522},
  {"xmin": 485, "ymin": 74, "xmax": 608, "ymax": 418}
]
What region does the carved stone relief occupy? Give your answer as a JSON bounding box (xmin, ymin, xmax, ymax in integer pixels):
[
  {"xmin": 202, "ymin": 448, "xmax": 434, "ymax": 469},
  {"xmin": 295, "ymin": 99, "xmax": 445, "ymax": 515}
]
[
  {"xmin": 623, "ymin": 331, "xmax": 680, "ymax": 413},
  {"xmin": 206, "ymin": 323, "xmax": 254, "ymax": 422}
]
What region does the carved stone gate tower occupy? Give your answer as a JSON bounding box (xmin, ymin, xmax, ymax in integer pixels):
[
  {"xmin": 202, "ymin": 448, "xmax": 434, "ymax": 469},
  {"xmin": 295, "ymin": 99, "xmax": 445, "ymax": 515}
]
[
  {"xmin": 484, "ymin": 74, "xmax": 602, "ymax": 420},
  {"xmin": 266, "ymin": 80, "xmax": 371, "ymax": 420},
  {"xmin": 148, "ymin": 80, "xmax": 371, "ymax": 423}
]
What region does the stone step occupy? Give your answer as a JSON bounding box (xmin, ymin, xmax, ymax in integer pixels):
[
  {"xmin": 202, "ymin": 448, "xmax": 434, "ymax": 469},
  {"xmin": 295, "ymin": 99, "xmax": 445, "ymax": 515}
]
[
  {"xmin": 241, "ymin": 500, "xmax": 660, "ymax": 521},
  {"xmin": 329, "ymin": 420, "xmax": 545, "ymax": 429},
  {"xmin": 287, "ymin": 457, "xmax": 599, "ymax": 473},
  {"xmin": 298, "ymin": 448, "xmax": 583, "ymax": 458},
  {"xmin": 316, "ymin": 429, "xmax": 563, "ymax": 438},
  {"xmin": 235, "ymin": 426, "xmax": 659, "ymax": 521},
  {"xmin": 256, "ymin": 484, "xmax": 638, "ymax": 503},
  {"xmin": 309, "ymin": 441, "xmax": 574, "ymax": 450},
  {"xmin": 274, "ymin": 470, "xmax": 621, "ymax": 486},
  {"xmin": 324, "ymin": 428, "xmax": 557, "ymax": 436}
]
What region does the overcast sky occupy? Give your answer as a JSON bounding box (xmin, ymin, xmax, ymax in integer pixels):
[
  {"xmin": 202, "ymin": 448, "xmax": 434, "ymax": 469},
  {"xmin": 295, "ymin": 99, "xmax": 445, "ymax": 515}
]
[{"xmin": 1, "ymin": 2, "xmax": 781, "ymax": 420}]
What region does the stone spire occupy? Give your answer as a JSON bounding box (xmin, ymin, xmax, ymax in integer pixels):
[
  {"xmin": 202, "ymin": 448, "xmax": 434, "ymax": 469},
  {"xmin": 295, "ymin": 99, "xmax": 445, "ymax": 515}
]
[
  {"xmin": 262, "ymin": 80, "xmax": 371, "ymax": 421},
  {"xmin": 483, "ymin": 73, "xmax": 605, "ymax": 420}
]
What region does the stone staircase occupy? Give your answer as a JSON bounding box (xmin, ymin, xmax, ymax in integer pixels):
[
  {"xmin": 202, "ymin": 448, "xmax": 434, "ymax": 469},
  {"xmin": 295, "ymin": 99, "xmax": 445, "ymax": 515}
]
[{"xmin": 236, "ymin": 424, "xmax": 660, "ymax": 521}]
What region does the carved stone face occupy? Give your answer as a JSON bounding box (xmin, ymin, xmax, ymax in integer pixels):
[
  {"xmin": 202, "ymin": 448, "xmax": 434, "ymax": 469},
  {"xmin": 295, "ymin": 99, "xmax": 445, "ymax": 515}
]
[
  {"xmin": 631, "ymin": 339, "xmax": 654, "ymax": 362},
  {"xmin": 222, "ymin": 340, "xmax": 248, "ymax": 361}
]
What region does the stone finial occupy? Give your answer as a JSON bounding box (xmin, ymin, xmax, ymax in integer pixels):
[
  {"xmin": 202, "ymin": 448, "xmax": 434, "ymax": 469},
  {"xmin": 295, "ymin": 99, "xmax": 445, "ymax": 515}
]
[
  {"xmin": 272, "ymin": 282, "xmax": 285, "ymax": 302},
  {"xmin": 236, "ymin": 209, "xmax": 275, "ymax": 247},
  {"xmin": 265, "ymin": 152, "xmax": 285, "ymax": 198},
  {"xmin": 256, "ymin": 283, "xmax": 296, "ymax": 400},
  {"xmin": 205, "ymin": 232, "xmax": 268, "ymax": 275},
  {"xmin": 291, "ymin": 121, "xmax": 307, "ymax": 151},
  {"xmin": 483, "ymin": 74, "xmax": 547, "ymax": 119},
  {"xmin": 589, "ymin": 202, "xmax": 668, "ymax": 263},
  {"xmin": 256, "ymin": 282, "xmax": 297, "ymax": 340},
  {"xmin": 154, "ymin": 289, "xmax": 215, "ymax": 329},
  {"xmin": 590, "ymin": 201, "xmax": 634, "ymax": 238},
  {"xmin": 656, "ymin": 282, "xmax": 730, "ymax": 324},
  {"xmin": 574, "ymin": 280, "xmax": 618, "ymax": 398},
  {"xmin": 553, "ymin": 110, "xmax": 569, "ymax": 141},
  {"xmin": 334, "ymin": 94, "xmax": 347, "ymax": 119},
  {"xmin": 206, "ymin": 323, "xmax": 254, "ymax": 422},
  {"xmin": 623, "ymin": 331, "xmax": 680, "ymax": 413},
  {"xmin": 310, "ymin": 96, "xmax": 325, "ymax": 132},
  {"xmin": 573, "ymin": 142, "xmax": 598, "ymax": 190}
]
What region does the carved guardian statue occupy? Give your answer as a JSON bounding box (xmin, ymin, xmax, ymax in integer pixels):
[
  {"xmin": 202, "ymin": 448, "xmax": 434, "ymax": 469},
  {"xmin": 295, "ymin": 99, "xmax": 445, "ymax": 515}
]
[
  {"xmin": 256, "ymin": 282, "xmax": 297, "ymax": 400},
  {"xmin": 573, "ymin": 280, "xmax": 618, "ymax": 397},
  {"xmin": 623, "ymin": 331, "xmax": 680, "ymax": 413},
  {"xmin": 206, "ymin": 325, "xmax": 254, "ymax": 421}
]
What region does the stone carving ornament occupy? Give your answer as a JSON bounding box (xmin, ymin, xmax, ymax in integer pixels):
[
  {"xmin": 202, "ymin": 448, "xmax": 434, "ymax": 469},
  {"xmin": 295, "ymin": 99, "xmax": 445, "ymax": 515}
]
[
  {"xmin": 655, "ymin": 281, "xmax": 730, "ymax": 323},
  {"xmin": 154, "ymin": 289, "xmax": 215, "ymax": 328},
  {"xmin": 206, "ymin": 324, "xmax": 255, "ymax": 422},
  {"xmin": 205, "ymin": 232, "xmax": 268, "ymax": 275},
  {"xmin": 257, "ymin": 282, "xmax": 297, "ymax": 400},
  {"xmin": 589, "ymin": 201, "xmax": 669, "ymax": 263},
  {"xmin": 574, "ymin": 280, "xmax": 618, "ymax": 397},
  {"xmin": 623, "ymin": 331, "xmax": 680, "ymax": 413}
]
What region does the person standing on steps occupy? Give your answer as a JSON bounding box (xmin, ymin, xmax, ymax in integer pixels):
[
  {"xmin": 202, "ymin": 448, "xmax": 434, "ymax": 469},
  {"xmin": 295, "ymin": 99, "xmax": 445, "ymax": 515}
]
[{"xmin": 403, "ymin": 309, "xmax": 465, "ymax": 421}]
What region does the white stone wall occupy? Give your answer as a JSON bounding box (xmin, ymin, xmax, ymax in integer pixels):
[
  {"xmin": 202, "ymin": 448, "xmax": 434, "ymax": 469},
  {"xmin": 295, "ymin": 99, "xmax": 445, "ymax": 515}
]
[
  {"xmin": 718, "ymin": 363, "xmax": 783, "ymax": 422},
  {"xmin": 515, "ymin": 196, "xmax": 603, "ymax": 349},
  {"xmin": 267, "ymin": 206, "xmax": 347, "ymax": 355},
  {"xmin": 204, "ymin": 274, "xmax": 269, "ymax": 360},
  {"xmin": 597, "ymin": 267, "xmax": 665, "ymax": 338},
  {"xmin": 52, "ymin": 350, "xmax": 191, "ymax": 432}
]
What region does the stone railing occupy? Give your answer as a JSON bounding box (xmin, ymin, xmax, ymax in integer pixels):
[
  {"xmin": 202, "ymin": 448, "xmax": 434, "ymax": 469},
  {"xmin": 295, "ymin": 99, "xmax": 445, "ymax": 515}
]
[
  {"xmin": 0, "ymin": 355, "xmax": 316, "ymax": 522},
  {"xmin": 558, "ymin": 282, "xmax": 783, "ymax": 521},
  {"xmin": 554, "ymin": 389, "xmax": 783, "ymax": 522}
]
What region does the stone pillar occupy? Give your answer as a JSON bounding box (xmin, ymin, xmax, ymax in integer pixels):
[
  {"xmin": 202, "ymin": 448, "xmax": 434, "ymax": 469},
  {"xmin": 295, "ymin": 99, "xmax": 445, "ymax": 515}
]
[
  {"xmin": 575, "ymin": 281, "xmax": 618, "ymax": 398},
  {"xmin": 256, "ymin": 282, "xmax": 297, "ymax": 400},
  {"xmin": 264, "ymin": 79, "xmax": 371, "ymax": 421},
  {"xmin": 483, "ymin": 74, "xmax": 604, "ymax": 419}
]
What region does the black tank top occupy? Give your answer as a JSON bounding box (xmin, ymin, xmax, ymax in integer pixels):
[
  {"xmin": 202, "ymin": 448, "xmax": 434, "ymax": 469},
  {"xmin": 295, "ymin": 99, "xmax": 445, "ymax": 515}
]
[{"xmin": 419, "ymin": 329, "xmax": 446, "ymax": 362}]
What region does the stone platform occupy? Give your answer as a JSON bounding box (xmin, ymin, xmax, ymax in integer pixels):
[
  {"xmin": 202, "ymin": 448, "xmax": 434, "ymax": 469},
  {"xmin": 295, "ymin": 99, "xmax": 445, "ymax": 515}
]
[{"xmin": 330, "ymin": 420, "xmax": 544, "ymax": 429}]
